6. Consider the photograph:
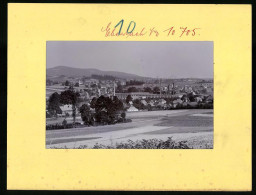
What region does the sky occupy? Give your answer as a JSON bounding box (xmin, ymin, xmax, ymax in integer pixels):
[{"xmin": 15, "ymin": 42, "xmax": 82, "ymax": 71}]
[{"xmin": 47, "ymin": 41, "xmax": 213, "ymax": 78}]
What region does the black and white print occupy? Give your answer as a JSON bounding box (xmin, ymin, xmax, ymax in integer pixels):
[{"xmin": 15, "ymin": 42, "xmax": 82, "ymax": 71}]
[{"xmin": 46, "ymin": 41, "xmax": 213, "ymax": 149}]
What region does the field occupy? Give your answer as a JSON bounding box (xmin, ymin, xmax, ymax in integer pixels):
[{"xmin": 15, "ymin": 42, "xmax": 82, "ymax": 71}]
[{"xmin": 46, "ymin": 109, "xmax": 213, "ymax": 149}]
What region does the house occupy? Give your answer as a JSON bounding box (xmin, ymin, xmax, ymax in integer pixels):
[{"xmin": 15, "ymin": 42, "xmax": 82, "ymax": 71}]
[
  {"xmin": 173, "ymin": 99, "xmax": 183, "ymax": 104},
  {"xmin": 141, "ymin": 100, "xmax": 148, "ymax": 106},
  {"xmin": 194, "ymin": 97, "xmax": 203, "ymax": 103},
  {"xmin": 100, "ymin": 87, "xmax": 107, "ymax": 95},
  {"xmin": 182, "ymin": 102, "xmax": 188, "ymax": 107},
  {"xmin": 83, "ymin": 91, "xmax": 90, "ymax": 100},
  {"xmin": 123, "ymin": 102, "xmax": 130, "ymax": 110},
  {"xmin": 148, "ymin": 102, "xmax": 155, "ymax": 107},
  {"xmin": 158, "ymin": 99, "xmax": 167, "ymax": 104},
  {"xmin": 60, "ymin": 104, "xmax": 78, "ymax": 116},
  {"xmin": 205, "ymin": 95, "xmax": 213, "ymax": 103},
  {"xmin": 156, "ymin": 99, "xmax": 167, "ymax": 108},
  {"xmin": 172, "ymin": 94, "xmax": 184, "ymax": 99},
  {"xmin": 145, "ymin": 100, "xmax": 155, "ymax": 108},
  {"xmin": 78, "ymin": 80, "xmax": 84, "ymax": 85},
  {"xmin": 84, "ymin": 79, "xmax": 99, "ymax": 87},
  {"xmin": 120, "ymin": 81, "xmax": 126, "ymax": 86},
  {"xmin": 127, "ymin": 105, "xmax": 139, "ymax": 112},
  {"xmin": 173, "ymin": 103, "xmax": 178, "ymax": 108}
]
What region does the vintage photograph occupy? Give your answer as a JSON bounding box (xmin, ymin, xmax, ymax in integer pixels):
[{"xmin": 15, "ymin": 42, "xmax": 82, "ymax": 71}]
[{"xmin": 46, "ymin": 41, "xmax": 213, "ymax": 149}]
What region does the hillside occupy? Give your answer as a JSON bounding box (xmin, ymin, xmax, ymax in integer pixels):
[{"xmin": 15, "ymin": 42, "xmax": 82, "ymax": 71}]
[{"xmin": 47, "ymin": 66, "xmax": 144, "ymax": 80}]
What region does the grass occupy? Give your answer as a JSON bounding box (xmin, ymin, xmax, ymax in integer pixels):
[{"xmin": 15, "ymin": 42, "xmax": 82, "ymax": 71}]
[
  {"xmin": 155, "ymin": 115, "xmax": 213, "ymax": 127},
  {"xmin": 46, "ymin": 137, "xmax": 101, "ymax": 145}
]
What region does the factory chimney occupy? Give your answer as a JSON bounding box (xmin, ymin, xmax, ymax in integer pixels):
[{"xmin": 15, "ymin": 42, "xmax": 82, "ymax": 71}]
[{"xmin": 113, "ymin": 80, "xmax": 116, "ymax": 97}]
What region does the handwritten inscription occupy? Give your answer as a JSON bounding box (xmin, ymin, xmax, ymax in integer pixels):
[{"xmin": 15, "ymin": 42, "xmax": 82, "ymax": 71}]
[
  {"xmin": 101, "ymin": 22, "xmax": 146, "ymax": 38},
  {"xmin": 101, "ymin": 20, "xmax": 200, "ymax": 38}
]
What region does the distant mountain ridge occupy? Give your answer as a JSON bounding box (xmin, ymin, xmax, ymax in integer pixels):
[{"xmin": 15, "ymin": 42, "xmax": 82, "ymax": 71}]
[{"xmin": 47, "ymin": 66, "xmax": 145, "ymax": 79}]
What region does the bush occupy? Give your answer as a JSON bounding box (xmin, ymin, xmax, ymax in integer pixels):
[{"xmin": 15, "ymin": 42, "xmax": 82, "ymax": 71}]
[
  {"xmin": 46, "ymin": 123, "xmax": 82, "ymax": 130},
  {"xmin": 121, "ymin": 112, "xmax": 126, "ymax": 119},
  {"xmin": 91, "ymin": 137, "xmax": 190, "ymax": 149},
  {"xmin": 50, "ymin": 137, "xmax": 191, "ymax": 149},
  {"xmin": 198, "ymin": 103, "xmax": 213, "ymax": 109}
]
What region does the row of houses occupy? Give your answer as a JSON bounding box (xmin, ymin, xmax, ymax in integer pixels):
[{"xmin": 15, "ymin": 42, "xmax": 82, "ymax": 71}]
[
  {"xmin": 47, "ymin": 91, "xmax": 213, "ymax": 117},
  {"xmin": 124, "ymin": 94, "xmax": 213, "ymax": 112}
]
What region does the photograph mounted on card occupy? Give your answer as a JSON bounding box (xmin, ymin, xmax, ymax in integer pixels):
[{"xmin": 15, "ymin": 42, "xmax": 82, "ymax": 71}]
[{"xmin": 7, "ymin": 4, "xmax": 251, "ymax": 191}]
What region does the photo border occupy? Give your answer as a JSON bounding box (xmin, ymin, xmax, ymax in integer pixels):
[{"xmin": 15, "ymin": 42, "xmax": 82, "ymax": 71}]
[{"xmin": 1, "ymin": 0, "xmax": 255, "ymax": 193}]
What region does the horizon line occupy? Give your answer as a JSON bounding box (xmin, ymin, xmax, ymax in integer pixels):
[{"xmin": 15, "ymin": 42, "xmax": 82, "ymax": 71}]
[{"xmin": 47, "ymin": 65, "xmax": 213, "ymax": 80}]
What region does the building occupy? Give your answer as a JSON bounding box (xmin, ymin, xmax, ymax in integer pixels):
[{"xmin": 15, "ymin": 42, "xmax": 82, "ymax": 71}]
[
  {"xmin": 115, "ymin": 92, "xmax": 173, "ymax": 100},
  {"xmin": 158, "ymin": 99, "xmax": 167, "ymax": 104},
  {"xmin": 173, "ymin": 99, "xmax": 183, "ymax": 104},
  {"xmin": 78, "ymin": 80, "xmax": 84, "ymax": 85},
  {"xmin": 127, "ymin": 105, "xmax": 139, "ymax": 112},
  {"xmin": 205, "ymin": 95, "xmax": 213, "ymax": 103},
  {"xmin": 194, "ymin": 97, "xmax": 203, "ymax": 103},
  {"xmin": 141, "ymin": 100, "xmax": 148, "ymax": 106},
  {"xmin": 100, "ymin": 87, "xmax": 107, "ymax": 95},
  {"xmin": 148, "ymin": 100, "xmax": 155, "ymax": 107},
  {"xmin": 59, "ymin": 104, "xmax": 73, "ymax": 116}
]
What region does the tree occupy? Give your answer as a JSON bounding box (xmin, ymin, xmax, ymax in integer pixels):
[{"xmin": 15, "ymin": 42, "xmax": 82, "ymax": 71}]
[
  {"xmin": 74, "ymin": 82, "xmax": 79, "ymax": 87},
  {"xmin": 116, "ymin": 84, "xmax": 123, "ymax": 93},
  {"xmin": 62, "ymin": 119, "xmax": 67, "ymax": 128},
  {"xmin": 77, "ymin": 96, "xmax": 84, "ymax": 104},
  {"xmin": 94, "ymin": 96, "xmax": 124, "ymax": 124},
  {"xmin": 144, "ymin": 87, "xmax": 152, "ymax": 93},
  {"xmin": 165, "ymin": 98, "xmax": 172, "ymax": 105},
  {"xmin": 147, "ymin": 104, "xmax": 152, "ymax": 111},
  {"xmin": 60, "ymin": 90, "xmax": 80, "ymax": 124},
  {"xmin": 153, "ymin": 86, "xmax": 160, "ymax": 93},
  {"xmin": 90, "ymin": 97, "xmax": 97, "ymax": 109},
  {"xmin": 187, "ymin": 93, "xmax": 195, "ymax": 102},
  {"xmin": 94, "ymin": 96, "xmax": 111, "ymax": 123},
  {"xmin": 47, "ymin": 92, "xmax": 62, "ymax": 117},
  {"xmin": 109, "ymin": 96, "xmax": 124, "ymax": 123},
  {"xmin": 127, "ymin": 87, "xmax": 138, "ymax": 93},
  {"xmin": 112, "ymin": 96, "xmax": 124, "ymax": 113},
  {"xmin": 79, "ymin": 104, "xmax": 92, "ymax": 125},
  {"xmin": 65, "ymin": 80, "xmax": 70, "ymax": 86},
  {"xmin": 126, "ymin": 80, "xmax": 144, "ymax": 86},
  {"xmin": 121, "ymin": 112, "xmax": 126, "ymax": 119},
  {"xmin": 133, "ymin": 99, "xmax": 145, "ymax": 110},
  {"xmin": 126, "ymin": 95, "xmax": 133, "ymax": 104}
]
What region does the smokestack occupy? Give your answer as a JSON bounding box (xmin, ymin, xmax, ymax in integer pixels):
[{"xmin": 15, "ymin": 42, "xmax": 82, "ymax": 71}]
[{"xmin": 113, "ymin": 80, "xmax": 116, "ymax": 97}]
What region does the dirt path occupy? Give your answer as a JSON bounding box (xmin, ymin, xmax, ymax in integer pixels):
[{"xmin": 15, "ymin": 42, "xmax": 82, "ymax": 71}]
[{"xmin": 46, "ymin": 109, "xmax": 213, "ymax": 149}]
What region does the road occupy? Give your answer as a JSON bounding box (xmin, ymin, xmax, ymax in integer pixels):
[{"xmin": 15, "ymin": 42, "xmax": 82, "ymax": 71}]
[{"xmin": 46, "ymin": 109, "xmax": 213, "ymax": 148}]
